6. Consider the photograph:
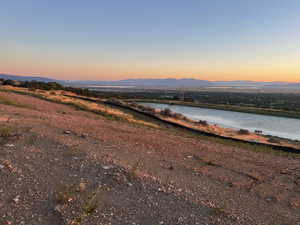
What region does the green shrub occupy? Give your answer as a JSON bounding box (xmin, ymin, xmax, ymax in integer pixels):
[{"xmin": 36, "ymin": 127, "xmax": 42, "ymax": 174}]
[
  {"xmin": 238, "ymin": 129, "xmax": 250, "ymax": 135},
  {"xmin": 198, "ymin": 120, "xmax": 209, "ymax": 126},
  {"xmin": 160, "ymin": 108, "xmax": 173, "ymax": 117},
  {"xmin": 268, "ymin": 137, "xmax": 281, "ymax": 144}
]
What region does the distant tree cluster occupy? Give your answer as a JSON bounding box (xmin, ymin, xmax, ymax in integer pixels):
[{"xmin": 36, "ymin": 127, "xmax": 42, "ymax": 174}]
[
  {"xmin": 22, "ymin": 81, "xmax": 64, "ymax": 90},
  {"xmin": 85, "ymin": 89, "xmax": 300, "ymax": 113},
  {"xmin": 238, "ymin": 129, "xmax": 250, "ymax": 135},
  {"xmin": 0, "ymin": 79, "xmax": 99, "ymax": 98},
  {"xmin": 2, "ymin": 78, "xmax": 300, "ymax": 115}
]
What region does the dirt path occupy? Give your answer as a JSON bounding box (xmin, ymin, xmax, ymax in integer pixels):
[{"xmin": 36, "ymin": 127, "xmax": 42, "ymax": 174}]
[{"xmin": 1, "ymin": 92, "xmax": 300, "ymax": 225}]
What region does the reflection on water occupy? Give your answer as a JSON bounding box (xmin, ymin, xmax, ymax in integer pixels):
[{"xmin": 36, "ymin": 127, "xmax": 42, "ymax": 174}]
[{"xmin": 141, "ymin": 102, "xmax": 300, "ymax": 141}]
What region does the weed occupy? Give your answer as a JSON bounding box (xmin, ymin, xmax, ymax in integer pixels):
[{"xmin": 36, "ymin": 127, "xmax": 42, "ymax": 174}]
[
  {"xmin": 238, "ymin": 129, "xmax": 250, "ymax": 135},
  {"xmin": 71, "ymin": 185, "xmax": 106, "ymax": 225},
  {"xmin": 0, "ymin": 125, "xmax": 13, "ymax": 138},
  {"xmin": 211, "ymin": 207, "xmax": 226, "ymax": 216},
  {"xmin": 198, "ymin": 120, "xmax": 209, "ymax": 126},
  {"xmin": 268, "ymin": 137, "xmax": 281, "ymax": 144},
  {"xmin": 56, "ymin": 188, "xmax": 75, "ymax": 205},
  {"xmin": 69, "ymin": 144, "xmax": 80, "ymax": 152},
  {"xmin": 206, "ymin": 161, "xmax": 216, "ymax": 166},
  {"xmin": 127, "ymin": 159, "xmax": 141, "ymax": 182}
]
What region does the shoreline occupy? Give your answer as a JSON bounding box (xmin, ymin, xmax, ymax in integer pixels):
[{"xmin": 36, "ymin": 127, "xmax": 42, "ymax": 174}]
[
  {"xmin": 122, "ymin": 101, "xmax": 300, "ymax": 150},
  {"xmin": 131, "ymin": 99, "xmax": 300, "ymax": 119},
  {"xmin": 1, "ymin": 85, "xmax": 300, "ymax": 152}
]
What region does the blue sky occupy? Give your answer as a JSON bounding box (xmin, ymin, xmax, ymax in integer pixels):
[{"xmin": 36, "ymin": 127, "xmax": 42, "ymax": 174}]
[{"xmin": 1, "ymin": 0, "xmax": 300, "ymax": 81}]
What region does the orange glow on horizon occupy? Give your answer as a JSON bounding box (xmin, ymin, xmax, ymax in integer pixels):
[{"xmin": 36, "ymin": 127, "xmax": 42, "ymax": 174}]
[{"xmin": 1, "ymin": 68, "xmax": 300, "ymax": 83}]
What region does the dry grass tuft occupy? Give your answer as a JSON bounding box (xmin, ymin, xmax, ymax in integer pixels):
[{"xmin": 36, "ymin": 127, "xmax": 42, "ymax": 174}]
[{"xmin": 0, "ymin": 125, "xmax": 13, "ymax": 138}]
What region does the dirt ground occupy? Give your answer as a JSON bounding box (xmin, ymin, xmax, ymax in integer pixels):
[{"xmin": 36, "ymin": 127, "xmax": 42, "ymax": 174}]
[{"xmin": 1, "ymin": 91, "xmax": 300, "ymax": 225}]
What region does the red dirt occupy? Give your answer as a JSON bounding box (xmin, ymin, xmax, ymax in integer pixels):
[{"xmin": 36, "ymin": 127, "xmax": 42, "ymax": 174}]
[{"xmin": 1, "ymin": 91, "xmax": 300, "ymax": 225}]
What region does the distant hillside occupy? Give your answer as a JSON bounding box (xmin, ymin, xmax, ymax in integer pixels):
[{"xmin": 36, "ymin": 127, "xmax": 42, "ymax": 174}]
[
  {"xmin": 68, "ymin": 79, "xmax": 297, "ymax": 88},
  {"xmin": 67, "ymin": 78, "xmax": 212, "ymax": 87},
  {"xmin": 212, "ymin": 80, "xmax": 287, "ymax": 87},
  {"xmin": 1, "ymin": 73, "xmax": 300, "ymax": 89},
  {"xmin": 0, "ymin": 74, "xmax": 59, "ymax": 83},
  {"xmin": 264, "ymin": 83, "xmax": 300, "ymax": 89}
]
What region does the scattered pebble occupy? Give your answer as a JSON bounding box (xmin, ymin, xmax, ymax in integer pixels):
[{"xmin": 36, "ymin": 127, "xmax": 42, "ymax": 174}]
[
  {"xmin": 13, "ymin": 195, "xmax": 20, "ymax": 204},
  {"xmin": 81, "ymin": 133, "xmax": 87, "ymax": 138},
  {"xmin": 77, "ymin": 180, "xmax": 86, "ymax": 192},
  {"xmin": 4, "ymin": 144, "xmax": 15, "ymax": 148},
  {"xmin": 54, "ymin": 204, "xmax": 63, "ymax": 213},
  {"xmin": 102, "ymin": 165, "xmax": 115, "ymax": 170}
]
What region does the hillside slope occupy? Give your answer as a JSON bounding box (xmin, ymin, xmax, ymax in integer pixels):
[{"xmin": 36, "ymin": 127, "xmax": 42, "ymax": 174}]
[{"xmin": 1, "ymin": 91, "xmax": 300, "ymax": 225}]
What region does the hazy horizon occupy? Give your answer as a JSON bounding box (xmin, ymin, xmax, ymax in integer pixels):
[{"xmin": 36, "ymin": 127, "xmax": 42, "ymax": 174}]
[
  {"xmin": 2, "ymin": 73, "xmax": 300, "ymax": 83},
  {"xmin": 1, "ymin": 1, "xmax": 300, "ymax": 82}
]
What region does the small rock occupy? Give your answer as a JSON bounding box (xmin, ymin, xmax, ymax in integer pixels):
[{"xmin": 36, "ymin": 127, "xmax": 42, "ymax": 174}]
[
  {"xmin": 77, "ymin": 181, "xmax": 86, "ymax": 192},
  {"xmin": 168, "ymin": 165, "xmax": 174, "ymax": 170},
  {"xmin": 4, "ymin": 144, "xmax": 15, "ymax": 148},
  {"xmin": 64, "ymin": 130, "xmax": 71, "ymax": 135},
  {"xmin": 13, "ymin": 195, "xmax": 20, "ymax": 204},
  {"xmin": 0, "ymin": 164, "xmax": 4, "ymax": 170},
  {"xmin": 54, "ymin": 204, "xmax": 63, "ymax": 213},
  {"xmin": 102, "ymin": 165, "xmax": 115, "ymax": 170},
  {"xmin": 266, "ymin": 196, "xmax": 277, "ymax": 203}
]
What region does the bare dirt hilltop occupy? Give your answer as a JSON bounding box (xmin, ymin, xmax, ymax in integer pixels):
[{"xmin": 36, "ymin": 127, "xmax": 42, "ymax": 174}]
[{"xmin": 1, "ymin": 91, "xmax": 300, "ymax": 225}]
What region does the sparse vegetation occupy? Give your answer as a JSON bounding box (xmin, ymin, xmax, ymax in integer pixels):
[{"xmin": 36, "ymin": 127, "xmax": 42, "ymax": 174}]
[
  {"xmin": 198, "ymin": 120, "xmax": 209, "ymax": 126},
  {"xmin": 73, "ymin": 188, "xmax": 100, "ymax": 224},
  {"xmin": 127, "ymin": 160, "xmax": 141, "ymax": 183},
  {"xmin": 238, "ymin": 129, "xmax": 250, "ymax": 135},
  {"xmin": 55, "ymin": 182, "xmax": 105, "ymax": 225},
  {"xmin": 205, "ymin": 161, "xmax": 217, "ymax": 166},
  {"xmin": 210, "ymin": 207, "xmax": 226, "ymax": 216},
  {"xmin": 0, "ymin": 125, "xmax": 13, "ymax": 138},
  {"xmin": 268, "ymin": 137, "xmax": 281, "ymax": 144},
  {"xmin": 160, "ymin": 108, "xmax": 173, "ymax": 117},
  {"xmin": 0, "ymin": 95, "xmax": 32, "ymax": 108},
  {"xmin": 1, "ymin": 89, "xmax": 300, "ymax": 225}
]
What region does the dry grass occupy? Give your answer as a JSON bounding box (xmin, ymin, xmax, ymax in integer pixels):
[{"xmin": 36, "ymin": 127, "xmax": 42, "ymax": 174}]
[
  {"xmin": 0, "ymin": 95, "xmax": 32, "ymax": 109},
  {"xmin": 55, "ymin": 182, "xmax": 106, "ymax": 225},
  {"xmin": 0, "ymin": 86, "xmax": 158, "ymax": 128},
  {"xmin": 0, "ymin": 125, "xmax": 13, "ymax": 138}
]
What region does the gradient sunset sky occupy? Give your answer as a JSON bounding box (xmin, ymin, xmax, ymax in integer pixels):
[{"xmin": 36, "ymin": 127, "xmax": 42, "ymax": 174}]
[{"xmin": 1, "ymin": 0, "xmax": 300, "ymax": 82}]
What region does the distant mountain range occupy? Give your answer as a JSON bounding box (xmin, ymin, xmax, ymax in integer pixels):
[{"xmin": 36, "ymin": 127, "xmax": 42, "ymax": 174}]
[{"xmin": 1, "ymin": 73, "xmax": 300, "ymax": 89}]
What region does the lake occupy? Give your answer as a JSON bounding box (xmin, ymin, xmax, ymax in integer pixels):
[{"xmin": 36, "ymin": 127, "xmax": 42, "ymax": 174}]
[{"xmin": 140, "ymin": 102, "xmax": 300, "ymax": 141}]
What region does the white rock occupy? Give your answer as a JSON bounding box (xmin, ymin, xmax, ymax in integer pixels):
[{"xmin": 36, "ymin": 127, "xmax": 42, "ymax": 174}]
[
  {"xmin": 102, "ymin": 165, "xmax": 115, "ymax": 170},
  {"xmin": 4, "ymin": 144, "xmax": 15, "ymax": 148}
]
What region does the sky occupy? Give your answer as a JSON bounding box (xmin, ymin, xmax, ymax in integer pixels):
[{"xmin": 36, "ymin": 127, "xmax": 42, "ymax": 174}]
[{"xmin": 1, "ymin": 0, "xmax": 300, "ymax": 82}]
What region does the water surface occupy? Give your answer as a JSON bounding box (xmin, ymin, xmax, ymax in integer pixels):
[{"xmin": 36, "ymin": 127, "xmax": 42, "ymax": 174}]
[{"xmin": 141, "ymin": 102, "xmax": 300, "ymax": 141}]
